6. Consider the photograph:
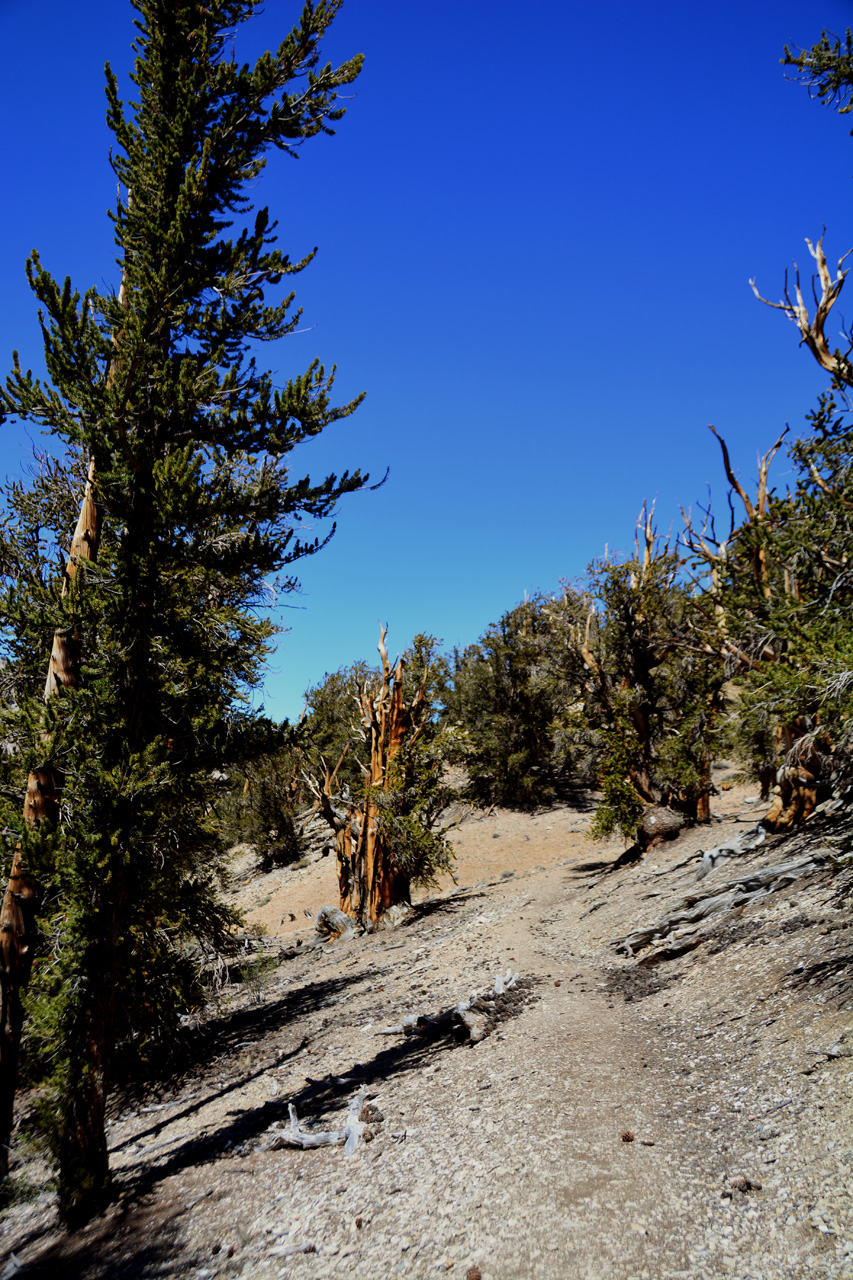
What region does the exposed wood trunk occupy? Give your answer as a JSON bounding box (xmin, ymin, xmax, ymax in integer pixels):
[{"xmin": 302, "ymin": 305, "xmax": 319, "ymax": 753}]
[
  {"xmin": 311, "ymin": 627, "xmax": 425, "ymax": 930},
  {"xmin": 751, "ymin": 235, "xmax": 853, "ymax": 390},
  {"xmin": 708, "ymin": 426, "xmax": 787, "ymax": 602},
  {"xmin": 0, "ymin": 457, "xmax": 100, "ymax": 1180}
]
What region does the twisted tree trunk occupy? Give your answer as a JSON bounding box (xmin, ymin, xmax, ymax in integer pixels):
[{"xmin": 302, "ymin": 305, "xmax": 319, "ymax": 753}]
[
  {"xmin": 312, "ymin": 628, "xmax": 426, "ymax": 930},
  {"xmin": 0, "ymin": 459, "xmax": 100, "ymax": 1178}
]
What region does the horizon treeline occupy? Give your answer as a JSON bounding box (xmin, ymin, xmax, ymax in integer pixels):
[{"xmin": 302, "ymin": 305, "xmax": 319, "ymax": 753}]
[{"xmin": 234, "ymin": 369, "xmax": 853, "ymax": 853}]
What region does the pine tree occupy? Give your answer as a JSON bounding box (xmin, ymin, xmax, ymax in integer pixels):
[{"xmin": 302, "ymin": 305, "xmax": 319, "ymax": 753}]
[
  {"xmin": 308, "ymin": 631, "xmax": 456, "ymax": 928},
  {"xmin": 0, "ymin": 0, "xmax": 368, "ymax": 1227},
  {"xmin": 449, "ymin": 596, "xmax": 580, "ymax": 809}
]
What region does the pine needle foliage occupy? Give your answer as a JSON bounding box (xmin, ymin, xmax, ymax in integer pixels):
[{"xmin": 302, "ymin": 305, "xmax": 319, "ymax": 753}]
[
  {"xmin": 0, "ymin": 0, "xmax": 368, "ymax": 1227},
  {"xmin": 449, "ymin": 597, "xmax": 579, "ymax": 809},
  {"xmin": 782, "ymin": 28, "xmax": 853, "ymax": 126}
]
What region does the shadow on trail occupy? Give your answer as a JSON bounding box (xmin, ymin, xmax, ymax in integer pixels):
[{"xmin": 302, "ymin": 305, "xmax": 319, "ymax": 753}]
[
  {"xmin": 120, "ymin": 1015, "xmax": 453, "ymax": 1199},
  {"xmin": 787, "ymin": 950, "xmax": 853, "ymax": 1000},
  {"xmin": 11, "ymin": 954, "xmax": 467, "ymax": 1278},
  {"xmin": 401, "ymin": 888, "xmax": 487, "ymax": 926}
]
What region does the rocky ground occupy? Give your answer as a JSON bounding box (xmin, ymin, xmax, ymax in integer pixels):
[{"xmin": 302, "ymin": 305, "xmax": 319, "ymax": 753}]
[{"xmin": 1, "ymin": 774, "xmax": 851, "ymax": 1279}]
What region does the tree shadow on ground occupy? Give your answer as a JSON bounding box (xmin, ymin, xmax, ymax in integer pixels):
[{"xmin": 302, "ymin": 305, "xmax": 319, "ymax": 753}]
[
  {"xmin": 787, "ymin": 950, "xmax": 853, "ymax": 1000},
  {"xmin": 401, "ymin": 888, "xmax": 487, "ymax": 926},
  {"xmin": 10, "ymin": 962, "xmax": 470, "ymax": 1278},
  {"xmin": 563, "ymin": 843, "xmax": 642, "ymax": 876}
]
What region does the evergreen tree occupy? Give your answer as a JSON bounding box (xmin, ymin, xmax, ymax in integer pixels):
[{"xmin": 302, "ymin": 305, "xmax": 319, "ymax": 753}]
[
  {"xmin": 308, "ymin": 631, "xmax": 457, "ymax": 925},
  {"xmin": 692, "ymin": 24, "xmax": 853, "ymax": 825},
  {"xmin": 575, "ymin": 538, "xmax": 724, "ymax": 842},
  {"xmin": 0, "ymin": 0, "xmax": 367, "ymax": 1226},
  {"xmin": 449, "ymin": 596, "xmax": 580, "ymax": 809}
]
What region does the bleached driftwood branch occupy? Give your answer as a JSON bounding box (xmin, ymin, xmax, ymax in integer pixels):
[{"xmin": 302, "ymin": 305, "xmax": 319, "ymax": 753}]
[
  {"xmin": 695, "ymin": 825, "xmax": 766, "ymax": 879},
  {"xmin": 751, "ymin": 234, "xmax": 853, "ymax": 389},
  {"xmin": 312, "ymin": 905, "xmax": 355, "ymax": 944},
  {"xmin": 262, "ymin": 1085, "xmax": 366, "ymax": 1155},
  {"xmin": 376, "ymin": 970, "xmax": 520, "ymax": 1044},
  {"xmin": 615, "ymin": 853, "xmax": 827, "ymax": 956}
]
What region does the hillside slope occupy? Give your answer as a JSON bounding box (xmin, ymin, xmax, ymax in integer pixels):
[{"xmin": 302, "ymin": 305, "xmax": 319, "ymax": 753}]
[{"xmin": 2, "ymin": 778, "xmax": 851, "ymax": 1279}]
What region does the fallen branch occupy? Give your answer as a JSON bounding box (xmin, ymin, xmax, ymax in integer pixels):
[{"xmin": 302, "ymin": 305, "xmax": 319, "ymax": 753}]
[
  {"xmin": 376, "ymin": 970, "xmax": 521, "ymax": 1044},
  {"xmin": 615, "ymin": 853, "xmax": 827, "ymax": 955},
  {"xmin": 695, "ymin": 826, "xmax": 766, "ymax": 879},
  {"xmin": 262, "ymin": 1085, "xmax": 366, "ymax": 1155}
]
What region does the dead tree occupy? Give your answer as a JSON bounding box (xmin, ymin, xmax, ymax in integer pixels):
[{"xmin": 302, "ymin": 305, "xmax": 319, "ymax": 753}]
[
  {"xmin": 707, "ymin": 426, "xmax": 788, "ymax": 603},
  {"xmin": 751, "ymin": 233, "xmax": 853, "ymax": 389},
  {"xmin": 683, "ymin": 429, "xmax": 830, "ymax": 824},
  {"xmin": 309, "ymin": 627, "xmax": 431, "ymax": 930}
]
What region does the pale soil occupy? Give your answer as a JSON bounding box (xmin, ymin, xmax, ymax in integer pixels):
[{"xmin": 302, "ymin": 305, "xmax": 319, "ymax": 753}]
[{"xmin": 1, "ymin": 776, "xmax": 851, "ymax": 1279}]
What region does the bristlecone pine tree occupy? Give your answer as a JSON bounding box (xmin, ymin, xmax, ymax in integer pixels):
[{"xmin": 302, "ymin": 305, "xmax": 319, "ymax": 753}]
[
  {"xmin": 310, "ymin": 629, "xmax": 455, "ymax": 928},
  {"xmin": 0, "ymin": 0, "xmax": 368, "ymax": 1228}
]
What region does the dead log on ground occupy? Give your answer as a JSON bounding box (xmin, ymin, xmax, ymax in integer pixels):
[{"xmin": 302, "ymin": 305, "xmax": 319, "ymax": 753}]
[
  {"xmin": 695, "ymin": 826, "xmax": 766, "ymax": 879},
  {"xmin": 262, "ymin": 1085, "xmax": 366, "ymax": 1155},
  {"xmin": 376, "ymin": 970, "xmax": 524, "ymax": 1044},
  {"xmin": 615, "ymin": 852, "xmax": 828, "ymax": 956}
]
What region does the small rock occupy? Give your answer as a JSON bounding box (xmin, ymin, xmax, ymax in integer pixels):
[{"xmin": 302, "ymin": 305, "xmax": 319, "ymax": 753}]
[
  {"xmin": 727, "ymin": 1174, "xmax": 762, "ymax": 1193},
  {"xmin": 466, "ymin": 1268, "xmax": 482, "ymax": 1280},
  {"xmin": 620, "ymin": 1130, "xmax": 635, "ymax": 1142},
  {"xmin": 756, "ymin": 1125, "xmax": 781, "ymax": 1142}
]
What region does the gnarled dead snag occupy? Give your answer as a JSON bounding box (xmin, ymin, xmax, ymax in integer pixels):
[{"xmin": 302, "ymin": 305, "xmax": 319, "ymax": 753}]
[
  {"xmin": 708, "ymin": 426, "xmax": 787, "ymax": 602},
  {"xmin": 0, "ymin": 458, "xmax": 101, "ymax": 1177},
  {"xmin": 751, "ymin": 234, "xmax": 853, "ymax": 389},
  {"xmin": 312, "ymin": 627, "xmax": 432, "ymax": 930}
]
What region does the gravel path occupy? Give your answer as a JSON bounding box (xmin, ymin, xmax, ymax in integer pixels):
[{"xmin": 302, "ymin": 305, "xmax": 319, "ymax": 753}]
[{"xmin": 2, "ymin": 783, "xmax": 851, "ymax": 1279}]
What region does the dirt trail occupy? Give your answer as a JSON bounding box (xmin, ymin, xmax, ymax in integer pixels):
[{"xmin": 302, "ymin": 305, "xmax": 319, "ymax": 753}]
[{"xmin": 2, "ymin": 780, "xmax": 851, "ymax": 1279}]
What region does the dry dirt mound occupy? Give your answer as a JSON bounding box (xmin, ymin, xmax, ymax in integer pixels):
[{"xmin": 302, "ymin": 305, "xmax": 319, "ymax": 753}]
[{"xmin": 1, "ymin": 779, "xmax": 851, "ymax": 1279}]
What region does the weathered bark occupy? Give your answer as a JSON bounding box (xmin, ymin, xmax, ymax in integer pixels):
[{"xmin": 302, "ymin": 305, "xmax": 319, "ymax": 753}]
[
  {"xmin": 762, "ymin": 731, "xmax": 826, "ymax": 831},
  {"xmin": 708, "ymin": 426, "xmax": 788, "ymax": 601},
  {"xmin": 311, "ymin": 627, "xmax": 425, "ymax": 930},
  {"xmin": 763, "ymin": 765, "xmax": 819, "ymax": 831},
  {"xmin": 615, "ymin": 852, "xmax": 826, "ymax": 956},
  {"xmin": 261, "ymin": 1085, "xmax": 366, "ymax": 1155},
  {"xmin": 0, "ymin": 457, "xmax": 100, "ymax": 1180},
  {"xmin": 640, "ymin": 806, "xmax": 686, "ymax": 848},
  {"xmin": 751, "ymin": 235, "xmax": 853, "ymax": 390}
]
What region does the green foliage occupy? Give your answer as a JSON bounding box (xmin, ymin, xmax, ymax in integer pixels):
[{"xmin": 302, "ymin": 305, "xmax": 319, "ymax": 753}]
[
  {"xmin": 239, "ymin": 747, "xmax": 305, "ymax": 870},
  {"xmin": 714, "ymin": 396, "xmax": 853, "ymax": 783},
  {"xmin": 0, "ymin": 0, "xmax": 367, "ymax": 1224},
  {"xmin": 449, "ymin": 596, "xmax": 582, "ymax": 808},
  {"xmin": 782, "ymin": 28, "xmax": 853, "ymax": 126},
  {"xmin": 573, "ymin": 544, "xmax": 724, "ymax": 840},
  {"xmin": 303, "ymin": 659, "xmax": 377, "ymax": 795},
  {"xmin": 588, "ymin": 711, "xmax": 645, "ymax": 841},
  {"xmin": 373, "ymin": 731, "xmax": 457, "ymax": 888}
]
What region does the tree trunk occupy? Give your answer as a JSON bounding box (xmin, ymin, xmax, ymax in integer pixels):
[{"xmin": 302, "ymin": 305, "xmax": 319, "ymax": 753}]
[
  {"xmin": 56, "ymin": 957, "xmax": 116, "ymax": 1229},
  {"xmin": 314, "ymin": 628, "xmax": 422, "ymax": 931},
  {"xmin": 0, "ymin": 459, "xmax": 99, "ymax": 1181}
]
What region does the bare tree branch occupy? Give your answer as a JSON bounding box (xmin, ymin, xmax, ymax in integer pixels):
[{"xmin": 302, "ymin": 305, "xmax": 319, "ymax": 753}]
[{"xmin": 750, "ymin": 233, "xmax": 853, "ymax": 387}]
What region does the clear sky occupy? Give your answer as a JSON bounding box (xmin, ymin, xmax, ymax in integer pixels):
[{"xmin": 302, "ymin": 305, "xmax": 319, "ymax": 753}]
[{"xmin": 1, "ymin": 0, "xmax": 851, "ymax": 720}]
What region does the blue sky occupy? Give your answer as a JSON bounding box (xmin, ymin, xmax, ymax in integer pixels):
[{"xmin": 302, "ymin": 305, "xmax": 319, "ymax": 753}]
[{"xmin": 1, "ymin": 0, "xmax": 851, "ymax": 719}]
